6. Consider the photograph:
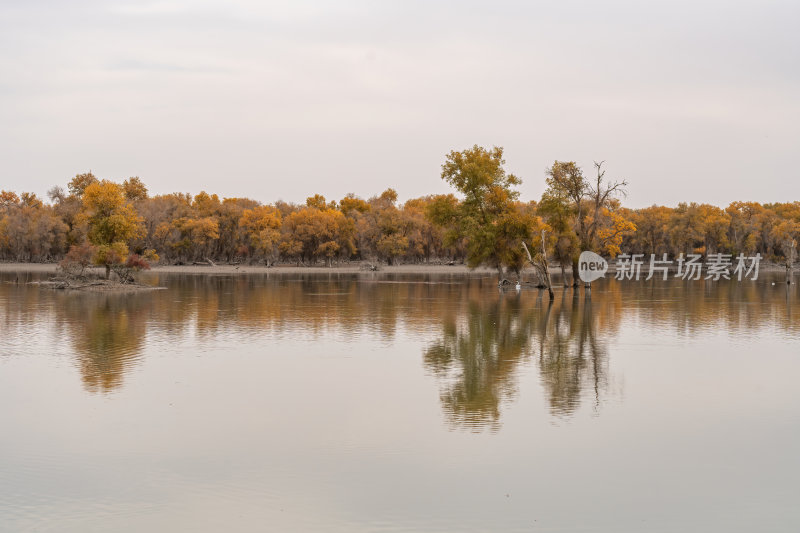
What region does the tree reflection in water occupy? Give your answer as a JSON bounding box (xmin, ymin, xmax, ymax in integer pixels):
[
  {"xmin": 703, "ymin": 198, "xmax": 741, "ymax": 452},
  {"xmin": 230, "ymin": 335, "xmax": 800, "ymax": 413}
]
[
  {"xmin": 60, "ymin": 292, "xmax": 149, "ymax": 393},
  {"xmin": 2, "ymin": 272, "xmax": 796, "ymax": 421},
  {"xmin": 424, "ymin": 293, "xmax": 530, "ymax": 431},
  {"xmin": 536, "ymin": 290, "xmax": 610, "ymax": 418},
  {"xmin": 425, "ymin": 288, "xmax": 615, "ymax": 430}
]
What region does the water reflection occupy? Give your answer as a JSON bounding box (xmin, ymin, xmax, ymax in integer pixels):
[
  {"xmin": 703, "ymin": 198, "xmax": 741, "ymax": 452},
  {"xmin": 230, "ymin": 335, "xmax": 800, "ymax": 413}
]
[
  {"xmin": 423, "ymin": 293, "xmax": 533, "ymax": 431},
  {"xmin": 2, "ymin": 271, "xmax": 798, "ymax": 533},
  {"xmin": 0, "ymin": 272, "xmax": 797, "ymax": 422},
  {"xmin": 537, "ymin": 291, "xmax": 610, "ymax": 418},
  {"xmin": 60, "ymin": 293, "xmax": 149, "ymax": 393},
  {"xmin": 424, "ymin": 288, "xmax": 615, "ymax": 429}
]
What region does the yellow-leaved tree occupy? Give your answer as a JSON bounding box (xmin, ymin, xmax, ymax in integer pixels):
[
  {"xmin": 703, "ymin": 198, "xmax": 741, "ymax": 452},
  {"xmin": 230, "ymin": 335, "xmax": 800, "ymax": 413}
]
[
  {"xmin": 542, "ymin": 160, "xmax": 631, "ymax": 285},
  {"xmin": 78, "ymin": 180, "xmax": 145, "ymax": 279},
  {"xmin": 433, "ymin": 145, "xmax": 532, "ymax": 277},
  {"xmin": 239, "ymin": 205, "xmax": 282, "ymax": 265},
  {"xmin": 279, "ymin": 196, "xmax": 355, "ymax": 267},
  {"xmin": 595, "ymin": 207, "xmax": 637, "ymax": 257}
]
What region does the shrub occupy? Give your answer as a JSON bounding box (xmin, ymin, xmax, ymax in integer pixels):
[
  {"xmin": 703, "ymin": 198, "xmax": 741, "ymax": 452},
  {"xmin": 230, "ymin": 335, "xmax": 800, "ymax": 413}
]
[
  {"xmin": 58, "ymin": 243, "xmax": 96, "ymax": 278},
  {"xmin": 112, "ymin": 253, "xmax": 152, "ymax": 284}
]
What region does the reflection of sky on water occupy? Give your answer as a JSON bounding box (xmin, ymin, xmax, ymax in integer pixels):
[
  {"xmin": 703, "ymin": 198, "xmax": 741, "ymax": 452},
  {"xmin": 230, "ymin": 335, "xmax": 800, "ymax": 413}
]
[{"xmin": 0, "ymin": 272, "xmax": 798, "ymax": 532}]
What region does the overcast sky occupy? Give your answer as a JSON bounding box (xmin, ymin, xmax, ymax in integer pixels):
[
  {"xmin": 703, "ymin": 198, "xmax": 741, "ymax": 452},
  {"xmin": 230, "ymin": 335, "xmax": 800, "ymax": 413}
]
[{"xmin": 1, "ymin": 0, "xmax": 798, "ymax": 207}]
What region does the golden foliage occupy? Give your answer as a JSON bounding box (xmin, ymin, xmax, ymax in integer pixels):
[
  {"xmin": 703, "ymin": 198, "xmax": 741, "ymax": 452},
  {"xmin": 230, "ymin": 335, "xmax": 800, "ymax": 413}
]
[{"xmin": 2, "ymin": 163, "xmax": 800, "ymax": 268}]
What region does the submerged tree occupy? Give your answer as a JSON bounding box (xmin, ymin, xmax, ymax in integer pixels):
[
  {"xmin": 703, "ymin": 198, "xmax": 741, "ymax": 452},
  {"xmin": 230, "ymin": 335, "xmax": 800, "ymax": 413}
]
[
  {"xmin": 543, "ymin": 161, "xmax": 633, "ymax": 284},
  {"xmin": 434, "ymin": 145, "xmax": 532, "ymax": 276}
]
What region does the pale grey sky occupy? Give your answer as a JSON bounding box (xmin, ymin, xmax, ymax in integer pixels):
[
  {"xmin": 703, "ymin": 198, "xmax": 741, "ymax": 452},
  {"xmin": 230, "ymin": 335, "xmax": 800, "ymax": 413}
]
[{"xmin": 1, "ymin": 0, "xmax": 798, "ymax": 207}]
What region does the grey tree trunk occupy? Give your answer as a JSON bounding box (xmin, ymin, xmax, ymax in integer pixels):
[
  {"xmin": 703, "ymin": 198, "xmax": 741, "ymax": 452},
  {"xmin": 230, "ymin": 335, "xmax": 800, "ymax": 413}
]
[
  {"xmin": 571, "ymin": 259, "xmax": 580, "ymax": 287},
  {"xmin": 540, "ymin": 232, "xmax": 554, "ymax": 301}
]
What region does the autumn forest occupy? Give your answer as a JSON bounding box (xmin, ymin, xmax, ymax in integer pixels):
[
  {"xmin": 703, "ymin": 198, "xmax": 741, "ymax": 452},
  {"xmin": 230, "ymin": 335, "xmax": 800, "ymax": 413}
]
[{"xmin": 1, "ymin": 146, "xmax": 799, "ymax": 278}]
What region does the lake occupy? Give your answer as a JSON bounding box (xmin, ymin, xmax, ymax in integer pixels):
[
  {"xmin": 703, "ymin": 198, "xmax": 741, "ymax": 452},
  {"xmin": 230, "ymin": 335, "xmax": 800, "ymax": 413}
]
[{"xmin": 1, "ymin": 270, "xmax": 798, "ymax": 532}]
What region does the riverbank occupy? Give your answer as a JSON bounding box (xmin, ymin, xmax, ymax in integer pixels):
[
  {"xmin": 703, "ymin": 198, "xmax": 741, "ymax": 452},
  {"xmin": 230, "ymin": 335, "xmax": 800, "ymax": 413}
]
[
  {"xmin": 0, "ymin": 262, "xmax": 500, "ymax": 275},
  {"xmin": 0, "ymin": 261, "xmax": 795, "ymax": 276}
]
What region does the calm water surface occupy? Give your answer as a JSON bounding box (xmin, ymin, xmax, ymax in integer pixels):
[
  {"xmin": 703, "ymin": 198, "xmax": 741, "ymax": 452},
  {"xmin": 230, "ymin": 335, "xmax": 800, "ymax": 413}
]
[{"xmin": 1, "ymin": 271, "xmax": 799, "ymax": 532}]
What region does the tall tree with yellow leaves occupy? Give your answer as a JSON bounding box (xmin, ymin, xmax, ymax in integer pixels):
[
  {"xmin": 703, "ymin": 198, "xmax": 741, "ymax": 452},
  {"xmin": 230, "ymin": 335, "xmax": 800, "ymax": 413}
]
[
  {"xmin": 240, "ymin": 205, "xmax": 282, "ymax": 265},
  {"xmin": 436, "ymin": 145, "xmax": 531, "ymax": 276},
  {"xmin": 78, "ymin": 181, "xmax": 144, "ymax": 278}
]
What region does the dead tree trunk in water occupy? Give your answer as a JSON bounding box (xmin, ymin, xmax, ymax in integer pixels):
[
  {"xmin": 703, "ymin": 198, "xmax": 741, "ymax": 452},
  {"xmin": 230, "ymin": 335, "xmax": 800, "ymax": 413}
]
[
  {"xmin": 540, "ymin": 231, "xmax": 555, "ymax": 301},
  {"xmin": 571, "ymin": 258, "xmax": 580, "ymax": 287},
  {"xmin": 560, "ymin": 262, "xmax": 569, "ymax": 287},
  {"xmin": 522, "ymin": 232, "xmax": 554, "ymax": 301}
]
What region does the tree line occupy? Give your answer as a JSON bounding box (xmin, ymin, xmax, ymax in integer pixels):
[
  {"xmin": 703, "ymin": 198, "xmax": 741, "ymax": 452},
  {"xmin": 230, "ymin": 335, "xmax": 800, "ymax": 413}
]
[{"xmin": 0, "ymin": 145, "xmax": 798, "ymax": 279}]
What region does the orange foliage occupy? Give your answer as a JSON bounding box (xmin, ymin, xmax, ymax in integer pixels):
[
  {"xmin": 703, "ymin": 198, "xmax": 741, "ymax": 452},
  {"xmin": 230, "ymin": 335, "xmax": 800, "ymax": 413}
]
[{"xmin": 2, "ymin": 165, "xmax": 800, "ymax": 268}]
